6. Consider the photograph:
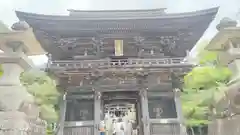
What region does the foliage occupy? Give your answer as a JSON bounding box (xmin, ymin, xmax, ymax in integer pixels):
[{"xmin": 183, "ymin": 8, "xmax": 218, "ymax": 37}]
[
  {"xmin": 0, "ymin": 65, "xmax": 3, "ymax": 77},
  {"xmin": 20, "ymin": 70, "xmax": 60, "ymax": 123},
  {"xmin": 184, "ymin": 66, "xmax": 231, "ymax": 90},
  {"xmin": 46, "ymin": 124, "xmax": 54, "ymax": 135},
  {"xmin": 181, "ymin": 85, "xmax": 227, "ymax": 126},
  {"xmin": 198, "ymin": 51, "xmax": 218, "ymax": 65},
  {"xmin": 181, "ymin": 41, "xmax": 232, "ymax": 127}
]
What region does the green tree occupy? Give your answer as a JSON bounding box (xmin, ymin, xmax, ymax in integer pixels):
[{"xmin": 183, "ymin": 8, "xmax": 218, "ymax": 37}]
[
  {"xmin": 20, "ymin": 70, "xmax": 60, "ymax": 123},
  {"xmin": 182, "ymin": 41, "xmax": 231, "ymax": 134}
]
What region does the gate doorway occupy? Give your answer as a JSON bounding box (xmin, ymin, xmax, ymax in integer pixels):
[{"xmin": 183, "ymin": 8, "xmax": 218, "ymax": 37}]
[{"xmin": 101, "ymin": 91, "xmax": 142, "ymax": 135}]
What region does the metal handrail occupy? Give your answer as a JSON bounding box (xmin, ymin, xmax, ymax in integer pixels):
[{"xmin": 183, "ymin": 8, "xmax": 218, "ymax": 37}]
[{"xmin": 50, "ymin": 58, "xmax": 190, "ymax": 69}]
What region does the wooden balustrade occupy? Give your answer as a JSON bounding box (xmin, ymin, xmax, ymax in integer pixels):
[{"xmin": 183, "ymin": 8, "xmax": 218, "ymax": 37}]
[
  {"xmin": 50, "ymin": 58, "xmax": 191, "ymax": 70},
  {"xmin": 64, "ymin": 126, "xmax": 94, "ymax": 135},
  {"xmin": 150, "ymin": 123, "xmax": 180, "ymax": 135}
]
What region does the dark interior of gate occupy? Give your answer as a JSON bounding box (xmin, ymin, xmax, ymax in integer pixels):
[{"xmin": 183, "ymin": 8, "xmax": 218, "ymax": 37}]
[
  {"xmin": 63, "ymin": 91, "xmax": 180, "ymax": 135},
  {"xmin": 102, "ymin": 92, "xmax": 139, "ymax": 135},
  {"xmin": 15, "ymin": 7, "xmax": 218, "ymax": 135}
]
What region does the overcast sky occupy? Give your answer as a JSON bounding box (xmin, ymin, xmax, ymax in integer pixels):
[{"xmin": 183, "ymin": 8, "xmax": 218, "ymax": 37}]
[{"xmin": 0, "ymin": 0, "xmax": 240, "ymax": 65}]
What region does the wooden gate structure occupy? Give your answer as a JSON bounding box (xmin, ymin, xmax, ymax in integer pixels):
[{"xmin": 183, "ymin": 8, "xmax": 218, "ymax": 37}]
[{"xmin": 16, "ymin": 7, "xmax": 217, "ymax": 135}]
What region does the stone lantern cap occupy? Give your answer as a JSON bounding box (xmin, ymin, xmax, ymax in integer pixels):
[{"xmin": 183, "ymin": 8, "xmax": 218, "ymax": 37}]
[
  {"xmin": 0, "ymin": 21, "xmax": 46, "ymax": 56},
  {"xmin": 216, "ymin": 17, "xmax": 237, "ymax": 31},
  {"xmin": 205, "ymin": 18, "xmax": 239, "ymax": 51}
]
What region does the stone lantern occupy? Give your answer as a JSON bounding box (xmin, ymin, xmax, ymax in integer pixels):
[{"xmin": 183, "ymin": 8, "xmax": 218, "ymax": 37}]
[{"xmin": 0, "ymin": 21, "xmax": 46, "ymax": 135}]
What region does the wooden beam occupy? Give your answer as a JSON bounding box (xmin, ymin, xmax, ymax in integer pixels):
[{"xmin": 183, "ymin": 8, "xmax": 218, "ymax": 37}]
[
  {"xmin": 94, "ymin": 91, "xmax": 101, "ymax": 135},
  {"xmin": 64, "ymin": 121, "xmax": 94, "ymax": 127},
  {"xmin": 52, "ymin": 67, "xmax": 191, "ymax": 78},
  {"xmin": 174, "ymin": 89, "xmax": 187, "ymax": 135},
  {"xmin": 66, "ymin": 94, "xmax": 94, "ymax": 100},
  {"xmin": 149, "ymin": 118, "xmax": 179, "ymax": 124},
  {"xmin": 58, "ymin": 92, "xmax": 67, "ymax": 135},
  {"xmin": 140, "ymin": 89, "xmax": 150, "ymax": 135}
]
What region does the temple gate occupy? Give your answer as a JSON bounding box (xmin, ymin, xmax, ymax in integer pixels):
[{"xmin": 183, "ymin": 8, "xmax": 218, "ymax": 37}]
[{"xmin": 16, "ymin": 7, "xmax": 218, "ymax": 135}]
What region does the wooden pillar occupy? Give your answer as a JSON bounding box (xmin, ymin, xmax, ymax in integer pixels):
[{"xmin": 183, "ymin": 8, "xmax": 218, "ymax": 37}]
[
  {"xmin": 46, "ymin": 53, "xmax": 52, "ymax": 70},
  {"xmin": 174, "ymin": 89, "xmax": 187, "ymax": 135},
  {"xmin": 140, "ymin": 90, "xmax": 150, "ymax": 135},
  {"xmin": 58, "ymin": 92, "xmax": 67, "ymax": 135},
  {"xmin": 94, "ymin": 91, "xmax": 101, "ymax": 135}
]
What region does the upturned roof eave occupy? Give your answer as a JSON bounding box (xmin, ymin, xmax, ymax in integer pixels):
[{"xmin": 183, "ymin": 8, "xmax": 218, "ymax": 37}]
[
  {"xmin": 16, "ymin": 7, "xmax": 219, "ymax": 21},
  {"xmin": 67, "ymin": 8, "xmax": 167, "ymax": 13}
]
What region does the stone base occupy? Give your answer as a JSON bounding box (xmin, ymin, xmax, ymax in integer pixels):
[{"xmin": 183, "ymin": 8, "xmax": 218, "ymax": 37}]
[{"xmin": 0, "ymin": 112, "xmax": 46, "ymax": 135}]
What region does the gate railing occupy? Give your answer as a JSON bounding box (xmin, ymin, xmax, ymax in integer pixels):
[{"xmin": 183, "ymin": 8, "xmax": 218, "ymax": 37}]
[
  {"xmin": 150, "ymin": 123, "xmax": 180, "ymax": 135},
  {"xmin": 63, "ymin": 121, "xmax": 94, "ymax": 135},
  {"xmin": 50, "ymin": 58, "xmax": 192, "ymax": 70}
]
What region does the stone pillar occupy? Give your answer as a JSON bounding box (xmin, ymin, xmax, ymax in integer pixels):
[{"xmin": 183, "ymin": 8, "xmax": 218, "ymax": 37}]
[
  {"xmin": 94, "ymin": 91, "xmax": 101, "ymax": 135},
  {"xmin": 140, "ymin": 90, "xmax": 150, "ymax": 135},
  {"xmin": 174, "ymin": 89, "xmax": 187, "ymax": 135},
  {"xmin": 0, "ymin": 44, "xmax": 46, "ymax": 135},
  {"xmin": 216, "ymin": 17, "xmax": 237, "ymax": 31}
]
